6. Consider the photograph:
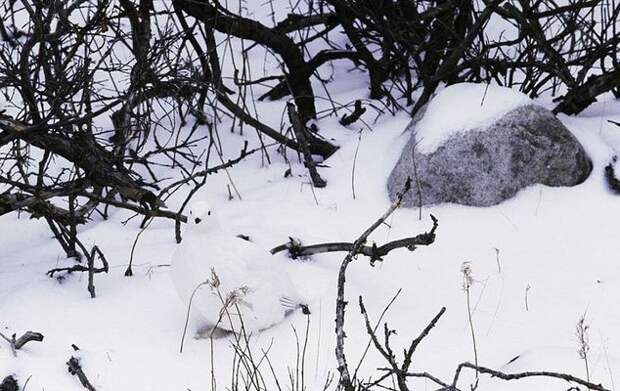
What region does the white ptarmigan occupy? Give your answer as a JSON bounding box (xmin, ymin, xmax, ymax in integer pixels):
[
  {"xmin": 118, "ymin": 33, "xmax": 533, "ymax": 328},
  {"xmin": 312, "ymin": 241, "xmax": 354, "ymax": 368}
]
[{"xmin": 171, "ymin": 201, "xmax": 309, "ymax": 334}]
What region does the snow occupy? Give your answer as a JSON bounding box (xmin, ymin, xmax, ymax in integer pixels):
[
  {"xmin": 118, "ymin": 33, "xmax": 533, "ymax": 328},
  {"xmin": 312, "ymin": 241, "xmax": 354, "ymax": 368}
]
[
  {"xmin": 2, "ymin": 3, "xmax": 620, "ymax": 391},
  {"xmin": 3, "ymin": 97, "xmax": 620, "ymax": 390},
  {"xmin": 415, "ymin": 83, "xmax": 533, "ymax": 153}
]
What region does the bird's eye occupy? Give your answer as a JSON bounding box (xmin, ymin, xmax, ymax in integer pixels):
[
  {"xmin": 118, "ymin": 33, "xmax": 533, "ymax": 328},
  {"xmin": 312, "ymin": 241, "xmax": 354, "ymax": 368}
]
[{"xmin": 194, "ymin": 217, "xmax": 202, "ymax": 224}]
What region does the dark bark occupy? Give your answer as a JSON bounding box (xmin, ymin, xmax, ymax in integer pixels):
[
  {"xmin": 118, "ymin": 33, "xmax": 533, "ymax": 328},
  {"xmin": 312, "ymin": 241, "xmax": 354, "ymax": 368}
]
[
  {"xmin": 1, "ymin": 120, "xmax": 158, "ymax": 208},
  {"xmin": 271, "ymin": 215, "xmax": 438, "ymax": 263},
  {"xmin": 324, "ymin": 0, "xmax": 386, "ymax": 99},
  {"xmin": 605, "ymin": 157, "xmax": 620, "ymax": 194},
  {"xmin": 340, "ymin": 100, "xmax": 366, "ymax": 126},
  {"xmin": 286, "ymin": 103, "xmax": 327, "ymax": 188},
  {"xmin": 67, "ymin": 357, "xmax": 97, "ymax": 391},
  {"xmin": 14, "ymin": 331, "xmax": 44, "ymax": 349},
  {"xmin": 554, "ymin": 68, "xmax": 620, "ymax": 115},
  {"xmin": 173, "ymin": 0, "xmax": 317, "ymax": 121},
  {"xmin": 0, "ymin": 376, "xmax": 18, "ymax": 391}
]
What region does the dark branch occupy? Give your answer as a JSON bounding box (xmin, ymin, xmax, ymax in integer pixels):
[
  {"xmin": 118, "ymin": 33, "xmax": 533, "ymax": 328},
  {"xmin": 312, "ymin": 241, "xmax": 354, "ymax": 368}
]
[
  {"xmin": 271, "ymin": 215, "xmax": 438, "ymax": 264},
  {"xmin": 450, "ymin": 362, "xmax": 610, "ymax": 391},
  {"xmin": 67, "ymin": 356, "xmax": 97, "ymax": 391}
]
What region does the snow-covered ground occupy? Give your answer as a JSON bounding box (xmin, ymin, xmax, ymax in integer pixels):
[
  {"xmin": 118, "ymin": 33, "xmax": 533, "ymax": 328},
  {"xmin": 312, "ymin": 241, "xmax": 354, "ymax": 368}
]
[
  {"xmin": 3, "ymin": 88, "xmax": 620, "ymax": 390},
  {"xmin": 2, "ymin": 3, "xmax": 620, "ymax": 391}
]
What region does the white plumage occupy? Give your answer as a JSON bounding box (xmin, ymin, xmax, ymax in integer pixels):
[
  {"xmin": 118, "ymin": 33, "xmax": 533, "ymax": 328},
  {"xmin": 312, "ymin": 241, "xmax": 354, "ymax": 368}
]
[{"xmin": 171, "ymin": 201, "xmax": 308, "ymax": 334}]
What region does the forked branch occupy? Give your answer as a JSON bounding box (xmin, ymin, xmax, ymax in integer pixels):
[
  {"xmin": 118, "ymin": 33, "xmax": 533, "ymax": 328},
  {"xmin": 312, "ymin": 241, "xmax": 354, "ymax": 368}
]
[{"xmin": 334, "ymin": 178, "xmax": 439, "ymax": 391}]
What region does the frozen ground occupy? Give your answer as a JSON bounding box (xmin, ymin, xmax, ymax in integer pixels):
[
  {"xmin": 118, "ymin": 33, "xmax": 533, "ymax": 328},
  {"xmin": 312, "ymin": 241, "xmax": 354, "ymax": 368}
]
[{"xmin": 2, "ymin": 3, "xmax": 620, "ymax": 391}]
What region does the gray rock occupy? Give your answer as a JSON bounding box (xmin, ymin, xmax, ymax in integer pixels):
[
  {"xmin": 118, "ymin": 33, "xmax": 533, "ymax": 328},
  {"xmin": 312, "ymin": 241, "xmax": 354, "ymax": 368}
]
[{"xmin": 388, "ymin": 105, "xmax": 592, "ymax": 207}]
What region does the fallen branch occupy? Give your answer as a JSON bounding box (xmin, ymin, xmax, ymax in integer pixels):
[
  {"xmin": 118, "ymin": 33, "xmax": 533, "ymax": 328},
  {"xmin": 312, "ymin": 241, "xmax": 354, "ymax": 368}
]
[
  {"xmin": 340, "ymin": 100, "xmax": 367, "ymax": 126},
  {"xmin": 0, "ymin": 330, "xmax": 44, "ymax": 356},
  {"xmin": 449, "ymin": 362, "xmax": 610, "ymax": 391},
  {"xmin": 604, "ymin": 156, "xmax": 620, "ymax": 194},
  {"xmin": 271, "ymin": 216, "xmax": 437, "ymax": 264},
  {"xmin": 14, "ymin": 331, "xmax": 44, "ymax": 350},
  {"xmin": 67, "ymin": 356, "xmax": 96, "ymax": 391}
]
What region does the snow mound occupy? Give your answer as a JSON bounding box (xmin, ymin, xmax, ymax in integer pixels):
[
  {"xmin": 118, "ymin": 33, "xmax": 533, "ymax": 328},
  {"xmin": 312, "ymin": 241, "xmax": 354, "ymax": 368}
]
[{"xmin": 415, "ymin": 83, "xmax": 533, "ymax": 153}]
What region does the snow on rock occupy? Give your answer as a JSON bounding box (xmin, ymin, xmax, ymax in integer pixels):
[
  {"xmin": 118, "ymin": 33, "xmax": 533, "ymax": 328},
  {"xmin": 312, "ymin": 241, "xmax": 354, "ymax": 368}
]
[
  {"xmin": 389, "ymin": 105, "xmax": 592, "ymax": 207},
  {"xmin": 415, "ymin": 82, "xmax": 533, "ymax": 153}
]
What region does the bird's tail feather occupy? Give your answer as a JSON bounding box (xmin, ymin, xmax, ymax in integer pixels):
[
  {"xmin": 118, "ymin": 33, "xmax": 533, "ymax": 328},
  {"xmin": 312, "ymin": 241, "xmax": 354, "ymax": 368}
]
[{"xmin": 280, "ymin": 296, "xmax": 311, "ymax": 315}]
